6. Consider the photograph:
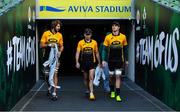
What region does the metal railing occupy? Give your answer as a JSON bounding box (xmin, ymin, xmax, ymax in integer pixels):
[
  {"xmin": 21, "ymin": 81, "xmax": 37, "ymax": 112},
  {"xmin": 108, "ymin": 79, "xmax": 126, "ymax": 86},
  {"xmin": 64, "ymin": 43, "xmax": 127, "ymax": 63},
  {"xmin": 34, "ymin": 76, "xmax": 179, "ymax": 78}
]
[
  {"xmin": 0, "ymin": 0, "xmax": 24, "ymax": 16},
  {"xmin": 152, "ymin": 0, "xmax": 180, "ymax": 13}
]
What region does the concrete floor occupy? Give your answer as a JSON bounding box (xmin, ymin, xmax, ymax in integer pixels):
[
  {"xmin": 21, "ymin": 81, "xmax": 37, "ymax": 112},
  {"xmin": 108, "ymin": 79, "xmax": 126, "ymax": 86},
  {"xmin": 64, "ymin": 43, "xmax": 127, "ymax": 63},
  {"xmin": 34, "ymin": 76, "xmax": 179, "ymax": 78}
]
[{"xmin": 12, "ymin": 76, "xmax": 173, "ymax": 111}]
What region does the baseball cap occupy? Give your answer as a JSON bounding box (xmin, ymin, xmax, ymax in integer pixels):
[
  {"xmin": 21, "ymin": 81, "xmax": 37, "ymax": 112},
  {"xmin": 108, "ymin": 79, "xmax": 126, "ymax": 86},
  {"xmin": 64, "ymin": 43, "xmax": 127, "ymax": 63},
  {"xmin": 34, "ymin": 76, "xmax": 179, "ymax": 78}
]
[{"xmin": 84, "ymin": 28, "xmax": 92, "ymax": 35}]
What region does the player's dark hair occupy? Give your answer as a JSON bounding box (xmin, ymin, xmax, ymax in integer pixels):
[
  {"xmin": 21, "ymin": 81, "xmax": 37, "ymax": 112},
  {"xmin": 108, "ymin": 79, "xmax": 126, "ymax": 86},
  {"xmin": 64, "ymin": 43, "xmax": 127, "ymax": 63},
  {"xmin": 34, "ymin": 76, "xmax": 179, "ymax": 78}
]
[{"xmin": 51, "ymin": 20, "xmax": 62, "ymax": 29}]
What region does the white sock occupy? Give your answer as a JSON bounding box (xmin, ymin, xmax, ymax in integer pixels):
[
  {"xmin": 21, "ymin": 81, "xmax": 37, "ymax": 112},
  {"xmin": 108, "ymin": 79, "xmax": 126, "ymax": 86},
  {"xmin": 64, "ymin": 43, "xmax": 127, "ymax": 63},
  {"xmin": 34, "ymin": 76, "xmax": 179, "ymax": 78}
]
[
  {"xmin": 52, "ymin": 92, "xmax": 56, "ymax": 96},
  {"xmin": 90, "ymin": 92, "xmax": 94, "ymax": 96}
]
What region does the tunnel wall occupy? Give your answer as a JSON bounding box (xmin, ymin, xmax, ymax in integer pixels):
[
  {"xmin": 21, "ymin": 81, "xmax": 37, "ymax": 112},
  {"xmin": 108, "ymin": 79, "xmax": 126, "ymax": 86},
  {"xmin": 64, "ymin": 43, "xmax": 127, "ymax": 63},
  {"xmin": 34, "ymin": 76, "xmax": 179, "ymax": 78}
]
[
  {"xmin": 135, "ymin": 0, "xmax": 180, "ymax": 110},
  {"xmin": 0, "ymin": 0, "xmax": 36, "ymax": 110}
]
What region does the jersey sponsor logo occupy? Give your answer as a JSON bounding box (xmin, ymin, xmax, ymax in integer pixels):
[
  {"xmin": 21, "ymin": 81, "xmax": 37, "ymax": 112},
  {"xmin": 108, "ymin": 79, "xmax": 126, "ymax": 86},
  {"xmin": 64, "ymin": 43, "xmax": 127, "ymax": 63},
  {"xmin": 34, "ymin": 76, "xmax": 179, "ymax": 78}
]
[
  {"xmin": 111, "ymin": 41, "xmax": 123, "ymax": 48},
  {"xmin": 83, "ymin": 47, "xmax": 93, "ymax": 53},
  {"xmin": 48, "ymin": 38, "xmax": 58, "ymax": 43},
  {"xmin": 111, "ymin": 41, "xmax": 121, "ymax": 45}
]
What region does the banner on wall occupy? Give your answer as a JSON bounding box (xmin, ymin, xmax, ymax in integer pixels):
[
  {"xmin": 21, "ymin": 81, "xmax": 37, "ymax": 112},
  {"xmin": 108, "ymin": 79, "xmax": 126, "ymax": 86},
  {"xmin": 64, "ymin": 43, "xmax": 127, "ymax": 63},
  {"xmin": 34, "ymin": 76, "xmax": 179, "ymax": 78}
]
[
  {"xmin": 0, "ymin": 0, "xmax": 36, "ymax": 110},
  {"xmin": 135, "ymin": 0, "xmax": 180, "ymax": 110},
  {"xmin": 36, "ymin": 0, "xmax": 132, "ymax": 19}
]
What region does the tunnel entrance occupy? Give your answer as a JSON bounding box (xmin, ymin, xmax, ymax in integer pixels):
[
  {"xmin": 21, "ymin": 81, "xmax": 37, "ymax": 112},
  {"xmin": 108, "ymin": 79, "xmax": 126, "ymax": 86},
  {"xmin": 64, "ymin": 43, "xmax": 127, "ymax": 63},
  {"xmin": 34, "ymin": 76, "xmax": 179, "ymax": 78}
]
[{"xmin": 37, "ymin": 19, "xmax": 132, "ymax": 76}]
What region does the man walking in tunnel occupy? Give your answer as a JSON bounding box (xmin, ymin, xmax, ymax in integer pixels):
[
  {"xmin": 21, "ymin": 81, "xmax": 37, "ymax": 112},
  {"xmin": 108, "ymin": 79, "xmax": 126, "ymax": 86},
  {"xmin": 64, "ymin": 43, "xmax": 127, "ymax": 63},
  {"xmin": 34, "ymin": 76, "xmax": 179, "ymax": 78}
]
[
  {"xmin": 75, "ymin": 28, "xmax": 101, "ymax": 100},
  {"xmin": 102, "ymin": 21, "xmax": 128, "ymax": 102},
  {"xmin": 40, "ymin": 20, "xmax": 64, "ymax": 101}
]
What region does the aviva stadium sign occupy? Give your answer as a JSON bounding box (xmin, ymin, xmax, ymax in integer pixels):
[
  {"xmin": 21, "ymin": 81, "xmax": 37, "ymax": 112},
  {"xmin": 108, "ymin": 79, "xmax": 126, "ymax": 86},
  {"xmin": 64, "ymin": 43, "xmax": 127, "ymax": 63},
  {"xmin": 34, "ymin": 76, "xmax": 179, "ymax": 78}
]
[{"xmin": 36, "ymin": 0, "xmax": 132, "ymax": 19}]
